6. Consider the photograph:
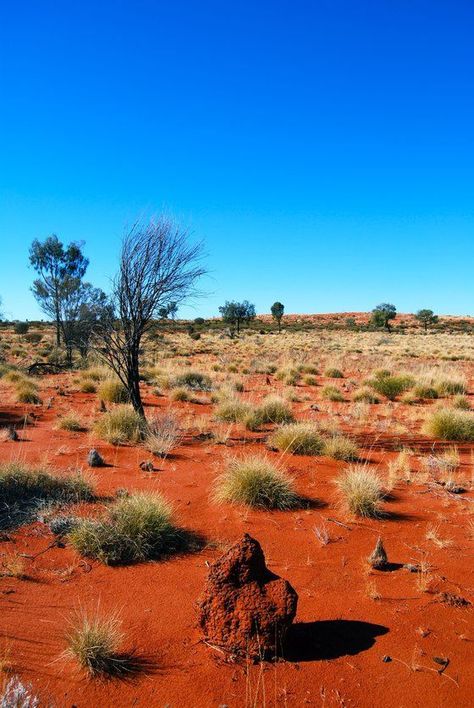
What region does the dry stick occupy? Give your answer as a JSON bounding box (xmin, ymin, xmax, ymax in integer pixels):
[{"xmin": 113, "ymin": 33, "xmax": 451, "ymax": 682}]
[
  {"xmin": 19, "ymin": 539, "xmax": 59, "ymax": 560},
  {"xmin": 325, "ymin": 517, "xmax": 352, "ymax": 531}
]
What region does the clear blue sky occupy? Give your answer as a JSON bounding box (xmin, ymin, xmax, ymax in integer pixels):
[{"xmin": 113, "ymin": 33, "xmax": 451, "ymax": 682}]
[{"xmin": 1, "ymin": 0, "xmax": 473, "ymax": 320}]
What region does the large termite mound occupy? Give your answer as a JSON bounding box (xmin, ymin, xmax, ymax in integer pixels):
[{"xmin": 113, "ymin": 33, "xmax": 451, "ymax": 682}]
[{"xmin": 198, "ymin": 534, "xmax": 298, "ymax": 659}]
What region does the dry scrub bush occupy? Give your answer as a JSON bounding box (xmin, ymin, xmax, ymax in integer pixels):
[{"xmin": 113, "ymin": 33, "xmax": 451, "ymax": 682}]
[
  {"xmin": 214, "ymin": 455, "xmax": 298, "ymax": 510},
  {"xmin": 15, "ymin": 379, "xmax": 42, "ymax": 404},
  {"xmin": 324, "ymin": 367, "xmax": 343, "ymax": 378},
  {"xmin": 145, "ymin": 412, "xmax": 181, "ymax": 458},
  {"xmin": 336, "ymin": 465, "xmax": 384, "ymax": 517},
  {"xmin": 0, "ymin": 462, "xmax": 93, "ymax": 508}
]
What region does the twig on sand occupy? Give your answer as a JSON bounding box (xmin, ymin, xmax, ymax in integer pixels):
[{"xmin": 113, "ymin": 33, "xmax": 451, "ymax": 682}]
[{"xmin": 325, "ymin": 517, "xmax": 352, "ymax": 531}]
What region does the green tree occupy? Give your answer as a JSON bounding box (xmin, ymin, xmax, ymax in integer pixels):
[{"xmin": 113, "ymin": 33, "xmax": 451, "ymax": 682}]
[
  {"xmin": 271, "ymin": 301, "xmax": 284, "ymax": 332},
  {"xmin": 29, "ymin": 235, "xmax": 89, "ymax": 346},
  {"xmin": 219, "ymin": 300, "xmax": 256, "ymax": 334},
  {"xmin": 371, "ymin": 303, "xmax": 397, "ymax": 332},
  {"xmin": 415, "ymin": 309, "xmax": 439, "ymax": 332}
]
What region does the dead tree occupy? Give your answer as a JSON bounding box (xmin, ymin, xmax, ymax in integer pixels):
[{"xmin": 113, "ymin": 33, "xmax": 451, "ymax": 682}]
[{"xmin": 95, "ymin": 217, "xmax": 205, "ymax": 418}]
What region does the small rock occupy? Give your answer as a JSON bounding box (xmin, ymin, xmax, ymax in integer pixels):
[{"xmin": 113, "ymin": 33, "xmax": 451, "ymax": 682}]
[
  {"xmin": 6, "ymin": 426, "xmax": 18, "ymax": 441},
  {"xmin": 88, "ymin": 449, "xmax": 105, "ymax": 467},
  {"xmin": 382, "ymin": 655, "xmax": 392, "ymax": 663},
  {"xmin": 139, "ymin": 460, "xmax": 154, "ymax": 472},
  {"xmin": 99, "ymin": 400, "xmax": 107, "ymax": 412}
]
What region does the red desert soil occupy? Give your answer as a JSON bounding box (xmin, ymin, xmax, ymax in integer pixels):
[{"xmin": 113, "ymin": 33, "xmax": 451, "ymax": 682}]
[{"xmin": 1, "ymin": 374, "xmax": 473, "ymax": 707}]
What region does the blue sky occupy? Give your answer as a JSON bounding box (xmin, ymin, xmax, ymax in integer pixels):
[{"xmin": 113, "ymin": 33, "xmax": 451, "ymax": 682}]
[{"xmin": 1, "ymin": 0, "xmax": 473, "ymax": 320}]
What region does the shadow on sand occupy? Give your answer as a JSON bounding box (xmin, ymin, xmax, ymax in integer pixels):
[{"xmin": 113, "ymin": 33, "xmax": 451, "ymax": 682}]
[{"xmin": 284, "ymin": 619, "xmax": 389, "ymax": 662}]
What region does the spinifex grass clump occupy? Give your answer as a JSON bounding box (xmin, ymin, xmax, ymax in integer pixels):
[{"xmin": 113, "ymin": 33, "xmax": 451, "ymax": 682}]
[
  {"xmin": 244, "ymin": 395, "xmax": 294, "ymax": 431},
  {"xmin": 15, "ymin": 378, "xmax": 42, "ymax": 404},
  {"xmin": 324, "ymin": 367, "xmax": 343, "ymax": 378},
  {"xmin": 69, "ymin": 492, "xmax": 183, "ymax": 565},
  {"xmin": 268, "ymin": 422, "xmax": 324, "ymax": 455},
  {"xmin": 173, "ymin": 371, "xmax": 213, "ymax": 391},
  {"xmin": 65, "ymin": 609, "xmax": 125, "ymax": 676},
  {"xmin": 98, "ymin": 379, "xmax": 130, "ymax": 403},
  {"xmin": 423, "ymin": 408, "xmax": 474, "ymax": 441},
  {"xmin": 56, "ymin": 411, "xmax": 86, "ymax": 432},
  {"xmin": 214, "ymin": 398, "xmax": 252, "ymax": 423},
  {"xmin": 352, "ymin": 386, "xmax": 380, "ymax": 403},
  {"xmin": 94, "ymin": 406, "xmax": 145, "ymax": 445},
  {"xmin": 0, "ymin": 462, "xmax": 93, "ymax": 530},
  {"xmin": 214, "ymin": 455, "xmax": 298, "ymax": 510},
  {"xmin": 322, "ymin": 435, "xmax": 359, "ymax": 461},
  {"xmin": 321, "ymin": 385, "xmax": 344, "ymax": 402},
  {"xmin": 336, "ymin": 465, "xmax": 384, "ymax": 518}
]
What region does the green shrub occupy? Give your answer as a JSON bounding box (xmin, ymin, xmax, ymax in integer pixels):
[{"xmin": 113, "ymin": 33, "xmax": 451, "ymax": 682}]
[
  {"xmin": 336, "ymin": 466, "xmax": 383, "ymax": 517},
  {"xmin": 69, "ymin": 492, "xmax": 180, "ymax": 564},
  {"xmin": 267, "ymin": 423, "xmax": 324, "ymax": 455},
  {"xmin": 214, "ymin": 455, "xmax": 298, "ymax": 509},
  {"xmin": 369, "ymin": 374, "xmax": 414, "ymax": 400},
  {"xmin": 422, "ymin": 408, "xmax": 474, "ymax": 441},
  {"xmin": 98, "ymin": 379, "xmax": 129, "ymax": 404},
  {"xmin": 244, "ymin": 396, "xmax": 294, "ymax": 430},
  {"xmin": 94, "ymin": 406, "xmax": 145, "ymax": 445},
  {"xmin": 413, "ymin": 384, "xmax": 438, "ymax": 400}
]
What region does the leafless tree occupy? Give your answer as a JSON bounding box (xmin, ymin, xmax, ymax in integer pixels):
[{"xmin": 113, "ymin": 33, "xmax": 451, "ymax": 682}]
[{"xmin": 95, "ymin": 217, "xmax": 205, "ymax": 417}]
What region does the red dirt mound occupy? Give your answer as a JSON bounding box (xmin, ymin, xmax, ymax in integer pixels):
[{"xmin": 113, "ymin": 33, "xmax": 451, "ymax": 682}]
[{"xmin": 198, "ymin": 533, "xmax": 298, "ymax": 659}]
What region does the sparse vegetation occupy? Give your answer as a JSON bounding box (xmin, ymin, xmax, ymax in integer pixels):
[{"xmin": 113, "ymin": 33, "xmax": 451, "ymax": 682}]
[
  {"xmin": 65, "ymin": 609, "xmax": 124, "ymax": 676},
  {"xmin": 214, "ymin": 455, "xmax": 298, "ymax": 509},
  {"xmin": 423, "ymin": 408, "xmax": 474, "ymax": 441},
  {"xmin": 94, "ymin": 406, "xmax": 145, "ymax": 445},
  {"xmin": 336, "ymin": 466, "xmax": 384, "ymax": 517},
  {"xmin": 69, "ymin": 492, "xmax": 183, "ymax": 564}
]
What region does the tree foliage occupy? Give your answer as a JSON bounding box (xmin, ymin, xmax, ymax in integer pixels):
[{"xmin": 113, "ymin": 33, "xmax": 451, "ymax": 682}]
[
  {"xmin": 415, "ymin": 309, "xmax": 438, "ymax": 332},
  {"xmin": 218, "ymin": 300, "xmax": 256, "ymax": 334},
  {"xmin": 270, "ymin": 301, "xmax": 284, "ymax": 332},
  {"xmin": 29, "ymin": 235, "xmax": 89, "ymax": 346},
  {"xmin": 370, "ymin": 303, "xmax": 397, "ymax": 332}
]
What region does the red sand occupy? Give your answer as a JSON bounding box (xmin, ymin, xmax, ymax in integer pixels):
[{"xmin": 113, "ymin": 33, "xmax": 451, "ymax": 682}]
[{"xmin": 0, "ymin": 374, "xmax": 473, "ymax": 707}]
